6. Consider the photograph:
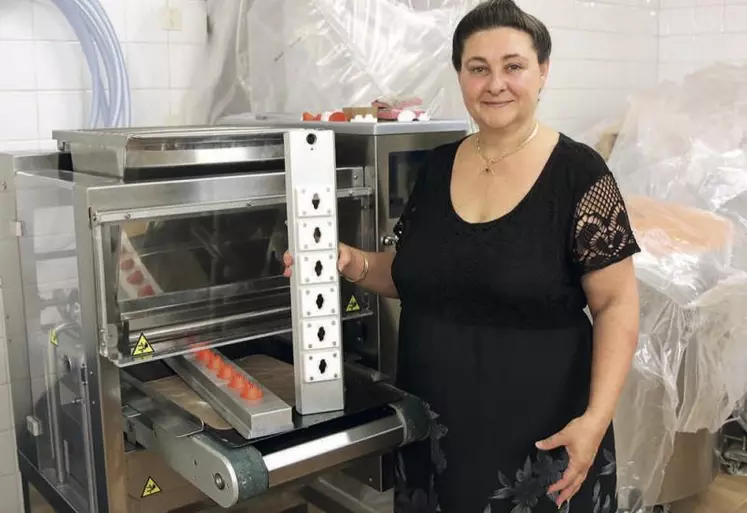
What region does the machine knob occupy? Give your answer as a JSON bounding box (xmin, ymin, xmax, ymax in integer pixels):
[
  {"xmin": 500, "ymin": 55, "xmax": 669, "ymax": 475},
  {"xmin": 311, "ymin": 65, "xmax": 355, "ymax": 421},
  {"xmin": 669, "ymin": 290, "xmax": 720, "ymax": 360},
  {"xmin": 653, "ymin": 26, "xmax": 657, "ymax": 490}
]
[{"xmin": 381, "ymin": 234, "xmax": 399, "ymax": 247}]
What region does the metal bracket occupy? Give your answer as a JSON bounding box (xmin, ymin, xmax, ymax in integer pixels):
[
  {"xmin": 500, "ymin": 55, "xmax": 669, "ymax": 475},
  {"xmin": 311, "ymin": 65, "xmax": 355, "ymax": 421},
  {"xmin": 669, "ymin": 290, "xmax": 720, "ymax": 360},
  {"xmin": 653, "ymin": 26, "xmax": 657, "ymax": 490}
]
[
  {"xmin": 285, "ymin": 129, "xmax": 345, "ymax": 415},
  {"xmin": 9, "ymin": 220, "xmax": 23, "ymax": 236}
]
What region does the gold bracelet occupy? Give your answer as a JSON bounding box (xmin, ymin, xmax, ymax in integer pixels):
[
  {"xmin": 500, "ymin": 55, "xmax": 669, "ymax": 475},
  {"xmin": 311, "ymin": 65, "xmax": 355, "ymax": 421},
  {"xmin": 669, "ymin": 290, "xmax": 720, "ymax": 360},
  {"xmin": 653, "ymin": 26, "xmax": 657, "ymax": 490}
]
[{"xmin": 345, "ymin": 251, "xmax": 369, "ymax": 283}]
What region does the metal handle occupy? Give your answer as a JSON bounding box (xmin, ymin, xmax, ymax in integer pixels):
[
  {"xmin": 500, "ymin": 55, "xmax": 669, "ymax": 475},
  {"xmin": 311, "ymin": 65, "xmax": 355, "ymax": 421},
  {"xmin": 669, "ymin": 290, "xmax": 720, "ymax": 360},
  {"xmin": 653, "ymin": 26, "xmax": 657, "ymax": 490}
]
[{"xmin": 380, "ymin": 234, "xmax": 398, "ymax": 247}]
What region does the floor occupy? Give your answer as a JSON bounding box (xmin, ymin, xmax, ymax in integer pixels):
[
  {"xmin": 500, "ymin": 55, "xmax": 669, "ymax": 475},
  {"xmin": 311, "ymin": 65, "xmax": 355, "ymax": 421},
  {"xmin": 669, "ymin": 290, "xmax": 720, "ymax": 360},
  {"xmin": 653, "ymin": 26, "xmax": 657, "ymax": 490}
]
[
  {"xmin": 26, "ymin": 474, "xmax": 747, "ymax": 513},
  {"xmin": 669, "ymin": 474, "xmax": 747, "ymax": 513}
]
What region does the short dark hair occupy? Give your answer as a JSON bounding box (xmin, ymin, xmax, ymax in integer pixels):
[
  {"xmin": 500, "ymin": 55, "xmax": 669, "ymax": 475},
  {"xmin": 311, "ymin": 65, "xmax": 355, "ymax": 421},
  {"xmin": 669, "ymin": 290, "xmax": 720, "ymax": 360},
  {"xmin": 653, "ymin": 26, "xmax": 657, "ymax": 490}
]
[{"xmin": 451, "ymin": 0, "xmax": 552, "ymax": 71}]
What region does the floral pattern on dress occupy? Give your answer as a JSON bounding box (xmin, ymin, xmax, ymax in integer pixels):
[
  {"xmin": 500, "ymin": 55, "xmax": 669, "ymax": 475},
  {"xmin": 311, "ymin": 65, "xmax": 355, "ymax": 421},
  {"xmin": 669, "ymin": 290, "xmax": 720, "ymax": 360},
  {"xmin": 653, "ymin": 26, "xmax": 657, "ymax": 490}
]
[
  {"xmin": 484, "ymin": 447, "xmax": 617, "ymax": 513},
  {"xmin": 592, "ymin": 449, "xmax": 617, "ymax": 513},
  {"xmin": 484, "ymin": 450, "xmax": 569, "ymax": 513}
]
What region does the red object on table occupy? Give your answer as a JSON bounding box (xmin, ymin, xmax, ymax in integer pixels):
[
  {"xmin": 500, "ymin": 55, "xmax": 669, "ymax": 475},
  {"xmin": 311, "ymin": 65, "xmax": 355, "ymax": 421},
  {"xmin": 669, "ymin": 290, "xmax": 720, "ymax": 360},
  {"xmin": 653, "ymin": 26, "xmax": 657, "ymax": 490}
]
[
  {"xmin": 196, "ymin": 349, "xmax": 211, "ymax": 364},
  {"xmin": 218, "ymin": 364, "xmax": 233, "ymax": 380},
  {"xmin": 241, "ymin": 382, "xmax": 263, "ymax": 400},
  {"xmin": 229, "ymin": 374, "xmax": 245, "ymax": 390},
  {"xmin": 208, "ymin": 353, "xmax": 223, "ymax": 371},
  {"xmin": 138, "ymin": 284, "xmax": 154, "ymax": 297},
  {"xmin": 127, "ymin": 270, "xmax": 144, "ymax": 284}
]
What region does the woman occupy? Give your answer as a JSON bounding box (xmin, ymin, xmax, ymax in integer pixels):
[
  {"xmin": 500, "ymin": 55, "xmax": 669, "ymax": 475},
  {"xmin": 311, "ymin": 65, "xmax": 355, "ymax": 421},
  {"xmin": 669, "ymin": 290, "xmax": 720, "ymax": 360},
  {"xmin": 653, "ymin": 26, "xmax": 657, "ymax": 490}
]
[{"xmin": 285, "ymin": 1, "xmax": 640, "ymax": 511}]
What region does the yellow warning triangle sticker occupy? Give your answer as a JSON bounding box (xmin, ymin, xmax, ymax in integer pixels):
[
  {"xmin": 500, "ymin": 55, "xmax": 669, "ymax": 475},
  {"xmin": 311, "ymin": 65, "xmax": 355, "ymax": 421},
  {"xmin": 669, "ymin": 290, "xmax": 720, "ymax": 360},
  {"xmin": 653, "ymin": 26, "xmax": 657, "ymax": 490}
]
[
  {"xmin": 346, "ymin": 295, "xmax": 361, "ymax": 313},
  {"xmin": 140, "ymin": 476, "xmax": 162, "ymax": 498},
  {"xmin": 49, "ymin": 328, "xmax": 58, "ymax": 347},
  {"xmin": 132, "ymin": 333, "xmax": 154, "ymax": 357}
]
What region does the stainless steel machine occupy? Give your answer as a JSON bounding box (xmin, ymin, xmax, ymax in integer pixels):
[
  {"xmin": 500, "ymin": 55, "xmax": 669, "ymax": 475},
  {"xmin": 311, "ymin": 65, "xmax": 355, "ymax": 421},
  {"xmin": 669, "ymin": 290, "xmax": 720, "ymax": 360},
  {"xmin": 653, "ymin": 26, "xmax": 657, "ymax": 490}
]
[{"xmin": 1, "ymin": 119, "xmax": 468, "ymax": 513}]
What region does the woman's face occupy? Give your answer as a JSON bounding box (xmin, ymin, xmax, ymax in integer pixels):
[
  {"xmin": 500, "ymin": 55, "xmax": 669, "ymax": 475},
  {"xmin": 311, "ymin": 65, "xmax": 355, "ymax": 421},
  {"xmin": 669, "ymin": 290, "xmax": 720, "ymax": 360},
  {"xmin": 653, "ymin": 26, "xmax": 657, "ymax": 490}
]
[{"xmin": 458, "ymin": 27, "xmax": 548, "ymax": 131}]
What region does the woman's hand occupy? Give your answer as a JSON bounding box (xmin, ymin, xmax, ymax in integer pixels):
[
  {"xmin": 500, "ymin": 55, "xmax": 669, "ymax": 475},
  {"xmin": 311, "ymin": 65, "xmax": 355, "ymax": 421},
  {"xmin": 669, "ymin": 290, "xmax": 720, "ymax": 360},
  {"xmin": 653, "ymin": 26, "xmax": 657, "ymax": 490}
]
[
  {"xmin": 283, "ymin": 242, "xmax": 359, "ymax": 279},
  {"xmin": 535, "ymin": 414, "xmax": 609, "ymax": 507},
  {"xmin": 284, "ymin": 243, "xmax": 398, "ymax": 298}
]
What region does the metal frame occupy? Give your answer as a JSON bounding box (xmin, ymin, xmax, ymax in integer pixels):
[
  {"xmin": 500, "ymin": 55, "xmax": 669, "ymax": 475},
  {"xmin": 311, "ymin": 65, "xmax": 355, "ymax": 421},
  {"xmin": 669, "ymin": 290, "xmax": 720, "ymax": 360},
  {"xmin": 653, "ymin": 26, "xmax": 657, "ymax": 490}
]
[
  {"xmin": 73, "ymin": 182, "xmax": 126, "ymax": 513},
  {"xmin": 54, "ymin": 126, "xmax": 289, "ymax": 179},
  {"xmin": 58, "ymin": 129, "xmax": 378, "ymax": 511},
  {"xmin": 83, "ymin": 167, "xmax": 370, "ymax": 365},
  {"xmin": 19, "ymin": 453, "xmax": 78, "ymax": 513},
  {"xmin": 0, "ymin": 153, "xmax": 62, "ymax": 451}
]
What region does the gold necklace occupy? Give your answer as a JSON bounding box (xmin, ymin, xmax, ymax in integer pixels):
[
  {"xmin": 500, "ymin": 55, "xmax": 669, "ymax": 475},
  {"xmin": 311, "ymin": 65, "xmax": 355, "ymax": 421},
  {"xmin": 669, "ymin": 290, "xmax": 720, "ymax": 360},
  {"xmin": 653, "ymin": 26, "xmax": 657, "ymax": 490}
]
[{"xmin": 476, "ymin": 121, "xmax": 540, "ymax": 174}]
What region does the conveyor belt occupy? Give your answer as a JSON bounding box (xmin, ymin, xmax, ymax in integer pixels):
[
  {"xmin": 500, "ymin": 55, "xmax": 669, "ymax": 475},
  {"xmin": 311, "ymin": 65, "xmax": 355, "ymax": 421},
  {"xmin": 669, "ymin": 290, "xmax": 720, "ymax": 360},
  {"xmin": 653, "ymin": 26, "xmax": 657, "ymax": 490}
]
[
  {"xmin": 122, "ymin": 353, "xmax": 432, "ymax": 508},
  {"xmin": 132, "ymin": 353, "xmax": 405, "ymax": 445}
]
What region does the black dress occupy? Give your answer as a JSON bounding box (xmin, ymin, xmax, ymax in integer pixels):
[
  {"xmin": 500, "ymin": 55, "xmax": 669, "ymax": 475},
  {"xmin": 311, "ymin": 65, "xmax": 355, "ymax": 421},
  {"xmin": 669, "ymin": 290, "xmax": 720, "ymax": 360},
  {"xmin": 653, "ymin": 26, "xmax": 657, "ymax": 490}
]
[{"xmin": 390, "ymin": 133, "xmax": 641, "ymax": 513}]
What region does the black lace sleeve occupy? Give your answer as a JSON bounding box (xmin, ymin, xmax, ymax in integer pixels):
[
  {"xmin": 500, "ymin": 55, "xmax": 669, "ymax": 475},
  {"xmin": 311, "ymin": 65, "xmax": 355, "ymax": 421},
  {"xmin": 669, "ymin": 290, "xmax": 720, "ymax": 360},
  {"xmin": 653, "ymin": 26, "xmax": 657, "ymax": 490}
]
[{"xmin": 573, "ymin": 171, "xmax": 641, "ymax": 274}]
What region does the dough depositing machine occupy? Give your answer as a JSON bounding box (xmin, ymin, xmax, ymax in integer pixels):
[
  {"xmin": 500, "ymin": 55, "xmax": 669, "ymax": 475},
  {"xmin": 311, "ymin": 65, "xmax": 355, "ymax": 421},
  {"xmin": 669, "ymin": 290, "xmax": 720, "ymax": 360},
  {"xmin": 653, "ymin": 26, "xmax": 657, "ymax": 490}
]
[{"xmin": 0, "ymin": 119, "xmax": 467, "ymax": 512}]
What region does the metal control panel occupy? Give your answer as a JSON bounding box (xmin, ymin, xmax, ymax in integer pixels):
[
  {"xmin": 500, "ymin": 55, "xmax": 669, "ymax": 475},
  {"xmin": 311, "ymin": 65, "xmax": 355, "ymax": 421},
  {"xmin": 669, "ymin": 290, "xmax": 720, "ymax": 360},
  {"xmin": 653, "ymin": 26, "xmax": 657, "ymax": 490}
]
[{"xmin": 285, "ymin": 130, "xmax": 345, "ymax": 415}]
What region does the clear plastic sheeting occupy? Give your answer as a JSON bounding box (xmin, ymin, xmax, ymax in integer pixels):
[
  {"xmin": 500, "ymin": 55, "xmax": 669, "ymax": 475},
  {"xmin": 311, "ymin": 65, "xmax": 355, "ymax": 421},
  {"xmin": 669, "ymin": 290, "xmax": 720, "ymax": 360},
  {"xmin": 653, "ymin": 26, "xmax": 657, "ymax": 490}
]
[
  {"xmin": 588, "ymin": 62, "xmax": 747, "ymax": 509},
  {"xmin": 188, "ymin": 0, "xmax": 479, "ymax": 125}
]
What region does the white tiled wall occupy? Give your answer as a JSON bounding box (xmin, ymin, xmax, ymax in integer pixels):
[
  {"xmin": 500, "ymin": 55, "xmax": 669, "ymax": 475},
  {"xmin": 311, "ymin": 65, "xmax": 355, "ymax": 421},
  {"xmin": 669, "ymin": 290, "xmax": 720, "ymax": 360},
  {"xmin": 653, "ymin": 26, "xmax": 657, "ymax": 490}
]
[
  {"xmin": 523, "ymin": 0, "xmax": 660, "ymax": 136},
  {"xmin": 0, "ymin": 0, "xmax": 207, "ymax": 152},
  {"xmin": 659, "ymin": 0, "xmax": 747, "ymax": 82},
  {"xmin": 0, "ymin": 285, "xmax": 22, "ymax": 513}
]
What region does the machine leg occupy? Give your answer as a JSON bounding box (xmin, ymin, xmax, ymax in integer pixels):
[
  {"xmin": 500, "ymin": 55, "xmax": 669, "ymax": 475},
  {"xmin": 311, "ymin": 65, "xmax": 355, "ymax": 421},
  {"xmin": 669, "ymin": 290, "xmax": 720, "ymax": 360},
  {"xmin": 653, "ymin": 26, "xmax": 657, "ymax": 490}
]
[{"xmin": 21, "ymin": 475, "xmax": 31, "ymax": 513}]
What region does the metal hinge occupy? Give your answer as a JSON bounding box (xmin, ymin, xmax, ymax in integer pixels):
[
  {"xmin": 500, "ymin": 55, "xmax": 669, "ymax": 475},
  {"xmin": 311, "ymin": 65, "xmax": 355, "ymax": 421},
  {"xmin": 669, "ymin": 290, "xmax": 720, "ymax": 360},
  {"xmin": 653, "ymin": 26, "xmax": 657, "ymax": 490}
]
[
  {"xmin": 9, "ymin": 220, "xmax": 23, "ymax": 237},
  {"xmin": 26, "ymin": 416, "xmax": 43, "ymax": 437},
  {"xmin": 89, "ymin": 209, "xmax": 100, "ymax": 227}
]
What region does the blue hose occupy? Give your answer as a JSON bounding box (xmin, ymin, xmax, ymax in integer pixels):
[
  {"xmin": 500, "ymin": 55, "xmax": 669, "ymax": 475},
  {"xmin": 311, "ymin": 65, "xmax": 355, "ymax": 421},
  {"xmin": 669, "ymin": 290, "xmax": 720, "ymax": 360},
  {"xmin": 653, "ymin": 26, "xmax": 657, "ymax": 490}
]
[
  {"xmin": 76, "ymin": 0, "xmax": 131, "ymax": 126},
  {"xmin": 50, "ymin": 0, "xmax": 131, "ymax": 128},
  {"xmin": 74, "ymin": 0, "xmax": 129, "ymax": 127},
  {"xmin": 71, "ymin": 0, "xmax": 122, "ymax": 127},
  {"xmin": 50, "ymin": 0, "xmax": 109, "ymax": 127}
]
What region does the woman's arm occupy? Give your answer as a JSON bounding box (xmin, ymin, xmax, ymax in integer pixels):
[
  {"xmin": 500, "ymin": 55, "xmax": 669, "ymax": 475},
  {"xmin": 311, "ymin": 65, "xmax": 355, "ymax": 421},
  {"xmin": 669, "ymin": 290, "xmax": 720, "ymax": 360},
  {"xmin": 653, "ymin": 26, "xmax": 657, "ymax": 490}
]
[
  {"xmin": 581, "ymin": 257, "xmax": 640, "ymax": 427},
  {"xmin": 283, "ymin": 242, "xmax": 399, "ymax": 299},
  {"xmin": 540, "ymin": 157, "xmax": 640, "ymax": 507},
  {"xmin": 540, "ymin": 257, "xmax": 639, "ymax": 507},
  {"xmin": 338, "ymin": 244, "xmax": 399, "ymax": 299}
]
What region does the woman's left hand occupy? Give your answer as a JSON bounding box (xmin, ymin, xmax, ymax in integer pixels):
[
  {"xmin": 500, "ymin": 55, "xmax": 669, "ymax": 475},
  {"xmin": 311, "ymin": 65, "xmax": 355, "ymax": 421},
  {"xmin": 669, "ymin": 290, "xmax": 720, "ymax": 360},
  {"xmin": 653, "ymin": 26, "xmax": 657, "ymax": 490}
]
[{"xmin": 535, "ymin": 414, "xmax": 609, "ymax": 507}]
